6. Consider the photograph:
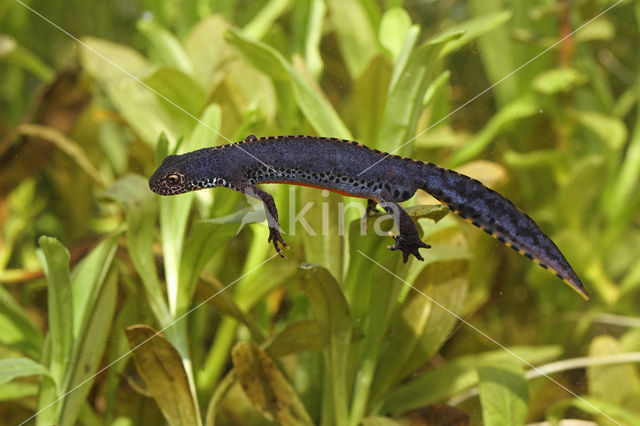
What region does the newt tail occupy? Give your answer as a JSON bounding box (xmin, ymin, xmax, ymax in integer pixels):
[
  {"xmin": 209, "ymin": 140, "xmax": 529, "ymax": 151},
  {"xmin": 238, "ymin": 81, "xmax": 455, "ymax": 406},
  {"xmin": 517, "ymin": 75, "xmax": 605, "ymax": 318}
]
[{"xmin": 149, "ymin": 135, "xmax": 589, "ymax": 300}]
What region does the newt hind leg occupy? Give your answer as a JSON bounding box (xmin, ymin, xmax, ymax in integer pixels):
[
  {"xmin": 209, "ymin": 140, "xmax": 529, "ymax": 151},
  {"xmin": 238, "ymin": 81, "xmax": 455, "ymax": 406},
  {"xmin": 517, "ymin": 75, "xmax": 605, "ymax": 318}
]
[{"xmin": 379, "ymin": 200, "xmax": 430, "ymax": 262}]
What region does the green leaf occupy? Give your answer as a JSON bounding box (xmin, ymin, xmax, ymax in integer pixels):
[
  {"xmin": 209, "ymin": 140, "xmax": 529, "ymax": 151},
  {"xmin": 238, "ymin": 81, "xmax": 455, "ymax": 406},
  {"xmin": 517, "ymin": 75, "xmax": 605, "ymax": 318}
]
[
  {"xmin": 376, "ymin": 30, "xmax": 463, "ymax": 154},
  {"xmin": 0, "ymin": 34, "xmax": 54, "ymax": 82},
  {"xmin": 0, "ymin": 382, "xmax": 39, "ymax": 402},
  {"xmin": 0, "ymin": 286, "xmax": 43, "ymax": 358},
  {"xmin": 382, "ymin": 345, "xmax": 561, "ymax": 414},
  {"xmin": 587, "ymin": 336, "xmax": 640, "ymax": 414},
  {"xmin": 547, "ymin": 397, "xmax": 640, "ymax": 425},
  {"xmin": 60, "ymin": 271, "xmax": 118, "ymax": 426},
  {"xmin": 102, "ymin": 175, "xmax": 170, "ymax": 326},
  {"xmin": 0, "ymin": 357, "xmax": 50, "ymax": 386},
  {"xmin": 533, "ymin": 68, "xmax": 589, "ymax": 95},
  {"xmin": 575, "ymin": 111, "xmax": 628, "ymax": 151},
  {"xmin": 142, "ymin": 66, "xmax": 207, "ymax": 124},
  {"xmin": 243, "ymin": 0, "xmax": 291, "ymax": 41},
  {"xmin": 184, "ymin": 16, "xmax": 232, "ymax": 89},
  {"xmin": 80, "ymin": 37, "xmax": 180, "ymax": 145},
  {"xmin": 290, "ymin": 57, "xmax": 352, "ymax": 138},
  {"xmin": 176, "ymin": 216, "xmax": 240, "ymax": 315},
  {"xmin": 225, "ymin": 28, "xmax": 289, "ymax": 81},
  {"xmin": 447, "ymin": 96, "xmax": 539, "ymax": 168},
  {"xmin": 300, "ymin": 0, "xmax": 326, "ymax": 79},
  {"xmin": 137, "ymin": 19, "xmax": 193, "ymax": 74},
  {"xmin": 70, "ymin": 234, "xmax": 119, "ymax": 338},
  {"xmin": 379, "ymin": 8, "xmax": 412, "ymax": 61},
  {"xmin": 264, "ymin": 320, "xmax": 323, "ymax": 357},
  {"xmin": 299, "ymin": 264, "xmax": 352, "ymax": 426},
  {"xmin": 231, "ymin": 341, "xmax": 314, "ymax": 425},
  {"xmin": 196, "ymin": 276, "xmax": 266, "ymax": 344},
  {"xmin": 187, "ymin": 103, "xmax": 222, "ymax": 151},
  {"xmin": 477, "ymin": 362, "xmax": 529, "ymax": 426},
  {"xmin": 326, "ymin": 0, "xmax": 379, "ymax": 79},
  {"xmin": 226, "ymin": 27, "xmax": 351, "ymax": 138},
  {"xmin": 37, "ymin": 236, "xmax": 73, "ymax": 385},
  {"xmin": 373, "ymin": 260, "xmax": 469, "ymax": 399},
  {"xmin": 439, "ymin": 10, "xmax": 513, "ymax": 57},
  {"xmin": 125, "ymin": 325, "xmax": 200, "ymax": 426}
]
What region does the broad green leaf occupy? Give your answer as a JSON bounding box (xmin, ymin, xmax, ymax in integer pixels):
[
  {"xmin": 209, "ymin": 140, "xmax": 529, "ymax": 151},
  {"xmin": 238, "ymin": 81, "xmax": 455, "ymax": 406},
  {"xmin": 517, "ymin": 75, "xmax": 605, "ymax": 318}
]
[
  {"xmin": 503, "ymin": 149, "xmax": 564, "ymax": 169},
  {"xmin": 376, "ymin": 30, "xmax": 463, "ymax": 155},
  {"xmin": 176, "ymin": 216, "xmax": 240, "ymax": 315},
  {"xmin": 298, "ymin": 189, "xmax": 344, "ymax": 282},
  {"xmin": 243, "ymin": 0, "xmax": 291, "ymax": 40},
  {"xmin": 379, "ymin": 8, "xmax": 412, "ymax": 61},
  {"xmin": 477, "ymin": 362, "xmax": 529, "ymax": 426},
  {"xmin": 80, "ymin": 37, "xmax": 180, "ymax": 145},
  {"xmin": 299, "ymin": 264, "xmax": 352, "ymax": 426},
  {"xmin": 187, "ymin": 103, "xmax": 222, "ymax": 151},
  {"xmin": 533, "ymin": 68, "xmax": 589, "ymax": 95},
  {"xmin": 226, "ymin": 27, "xmax": 351, "ymax": 138},
  {"xmin": 137, "ymin": 19, "xmax": 192, "ymax": 74},
  {"xmin": 0, "ymin": 357, "xmax": 49, "ymax": 385},
  {"xmin": 547, "ymin": 397, "xmax": 640, "ymax": 426},
  {"xmin": 37, "ymin": 236, "xmax": 73, "ymax": 385},
  {"xmin": 605, "ymin": 86, "xmax": 640, "ymax": 225},
  {"xmin": 265, "ymin": 320, "xmax": 323, "ymax": 357},
  {"xmin": 575, "ymin": 111, "xmax": 628, "ymax": 151},
  {"xmin": 0, "ymin": 34, "xmax": 53, "ymax": 82},
  {"xmin": 102, "ymin": 175, "xmax": 170, "ymax": 326},
  {"xmin": 373, "ymin": 260, "xmax": 469, "ymax": 401},
  {"xmin": 195, "ymin": 276, "xmax": 266, "ymax": 344},
  {"xmin": 184, "ymin": 15, "xmax": 232, "ymax": 89},
  {"xmin": 301, "ymin": 0, "xmax": 326, "ymax": 79},
  {"xmin": 0, "ymin": 285, "xmax": 43, "ymax": 358},
  {"xmin": 290, "ymin": 56, "xmax": 352, "ymax": 138},
  {"xmin": 36, "ymin": 374, "xmax": 60, "ymax": 426},
  {"xmin": 60, "ymin": 271, "xmax": 118, "ymax": 426},
  {"xmin": 70, "ymin": 234, "xmax": 119, "ymax": 338},
  {"xmin": 142, "ymin": 66, "xmax": 207, "ymax": 126},
  {"xmin": 79, "ymin": 36, "xmax": 150, "ymax": 79},
  {"xmin": 0, "ymin": 382, "xmax": 39, "ymax": 402},
  {"xmin": 388, "ymin": 25, "xmax": 420, "ymax": 92},
  {"xmin": 422, "ymin": 70, "xmax": 451, "ymax": 108},
  {"xmin": 381, "ymin": 345, "xmax": 561, "ymax": 414},
  {"xmin": 345, "ymin": 207, "xmax": 450, "ymax": 423},
  {"xmin": 326, "ymin": 0, "xmax": 379, "ymax": 79},
  {"xmin": 587, "ymin": 336, "xmax": 640, "ymax": 414},
  {"xmin": 447, "ymin": 96, "xmax": 539, "ymax": 168},
  {"xmin": 231, "ymin": 341, "xmax": 314, "ymax": 425},
  {"xmin": 343, "ymin": 56, "xmax": 392, "ymax": 144},
  {"xmin": 558, "ymin": 155, "xmax": 605, "ymax": 228},
  {"xmin": 125, "ymin": 325, "xmax": 200, "ymax": 426},
  {"xmin": 225, "ymin": 28, "xmax": 289, "ymax": 81},
  {"xmin": 439, "ymin": 10, "xmax": 513, "ymax": 57},
  {"xmin": 575, "ymin": 17, "xmax": 615, "ymax": 42}
]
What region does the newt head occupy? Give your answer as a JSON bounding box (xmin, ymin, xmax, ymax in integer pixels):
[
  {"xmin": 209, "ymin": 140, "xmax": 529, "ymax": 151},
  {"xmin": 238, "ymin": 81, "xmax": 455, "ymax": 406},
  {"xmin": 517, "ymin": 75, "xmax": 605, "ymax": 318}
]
[{"xmin": 149, "ymin": 150, "xmax": 221, "ymax": 195}]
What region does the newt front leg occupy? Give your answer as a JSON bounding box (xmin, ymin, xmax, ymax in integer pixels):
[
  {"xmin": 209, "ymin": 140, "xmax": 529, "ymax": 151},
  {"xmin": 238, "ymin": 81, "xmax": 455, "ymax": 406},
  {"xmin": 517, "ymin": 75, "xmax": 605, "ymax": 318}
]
[{"xmin": 243, "ymin": 186, "xmax": 289, "ymax": 257}]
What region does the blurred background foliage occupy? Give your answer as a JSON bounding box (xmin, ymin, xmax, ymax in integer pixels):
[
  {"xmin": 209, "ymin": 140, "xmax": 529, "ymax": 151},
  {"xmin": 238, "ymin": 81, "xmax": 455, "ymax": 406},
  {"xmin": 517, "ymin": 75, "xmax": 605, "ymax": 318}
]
[{"xmin": 1, "ymin": 0, "xmax": 640, "ymax": 424}]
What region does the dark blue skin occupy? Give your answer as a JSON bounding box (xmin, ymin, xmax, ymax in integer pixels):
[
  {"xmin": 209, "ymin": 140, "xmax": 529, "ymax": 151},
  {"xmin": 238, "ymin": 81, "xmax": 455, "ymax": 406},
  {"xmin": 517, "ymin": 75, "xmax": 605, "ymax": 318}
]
[{"xmin": 149, "ymin": 135, "xmax": 589, "ymax": 300}]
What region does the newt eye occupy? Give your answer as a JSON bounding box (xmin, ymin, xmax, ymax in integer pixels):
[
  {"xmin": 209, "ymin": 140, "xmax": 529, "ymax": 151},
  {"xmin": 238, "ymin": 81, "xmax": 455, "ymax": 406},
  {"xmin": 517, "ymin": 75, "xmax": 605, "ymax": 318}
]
[{"xmin": 167, "ymin": 174, "xmax": 181, "ymax": 185}]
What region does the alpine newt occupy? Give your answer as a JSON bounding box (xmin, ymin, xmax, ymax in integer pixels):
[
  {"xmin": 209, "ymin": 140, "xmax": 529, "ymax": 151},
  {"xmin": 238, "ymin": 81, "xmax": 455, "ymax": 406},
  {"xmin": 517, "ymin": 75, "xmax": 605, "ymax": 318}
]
[{"xmin": 149, "ymin": 135, "xmax": 589, "ymax": 300}]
